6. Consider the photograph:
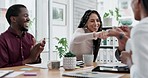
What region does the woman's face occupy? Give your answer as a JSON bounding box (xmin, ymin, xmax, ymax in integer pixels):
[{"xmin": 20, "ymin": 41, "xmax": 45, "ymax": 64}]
[{"xmin": 86, "ymin": 13, "xmax": 101, "ymax": 32}]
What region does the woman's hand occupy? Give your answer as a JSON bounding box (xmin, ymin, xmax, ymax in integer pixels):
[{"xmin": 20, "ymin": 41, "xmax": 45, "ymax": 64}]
[{"xmin": 95, "ymin": 31, "xmax": 108, "ymax": 39}]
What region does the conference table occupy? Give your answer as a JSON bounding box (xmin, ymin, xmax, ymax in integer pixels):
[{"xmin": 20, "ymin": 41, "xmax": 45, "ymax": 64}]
[{"xmin": 0, "ymin": 63, "xmax": 130, "ymax": 78}]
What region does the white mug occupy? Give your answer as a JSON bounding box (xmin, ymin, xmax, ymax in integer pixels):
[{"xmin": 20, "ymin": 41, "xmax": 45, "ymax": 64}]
[{"xmin": 83, "ymin": 54, "xmax": 94, "ymax": 66}]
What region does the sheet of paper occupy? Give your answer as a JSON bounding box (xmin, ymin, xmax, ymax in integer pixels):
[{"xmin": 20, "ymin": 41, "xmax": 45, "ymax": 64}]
[
  {"xmin": 26, "ymin": 64, "xmax": 48, "ymax": 69},
  {"xmin": 63, "ymin": 70, "xmax": 124, "ymax": 78},
  {"xmin": 0, "ymin": 70, "xmax": 14, "ymax": 77},
  {"xmin": 5, "ymin": 71, "xmax": 25, "ymax": 77},
  {"xmin": 97, "ymin": 63, "xmax": 127, "ymax": 67}
]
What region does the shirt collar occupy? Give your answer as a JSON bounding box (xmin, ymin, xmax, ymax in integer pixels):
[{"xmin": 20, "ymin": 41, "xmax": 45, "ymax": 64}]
[
  {"xmin": 140, "ymin": 17, "xmax": 148, "ymax": 23},
  {"xmin": 7, "ymin": 27, "xmax": 26, "ymax": 37}
]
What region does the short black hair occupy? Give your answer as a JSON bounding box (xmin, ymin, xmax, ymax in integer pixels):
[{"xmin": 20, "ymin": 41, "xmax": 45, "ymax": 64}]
[
  {"xmin": 141, "ymin": 0, "xmax": 148, "ymax": 14},
  {"xmin": 6, "ymin": 4, "xmax": 27, "ymax": 25}
]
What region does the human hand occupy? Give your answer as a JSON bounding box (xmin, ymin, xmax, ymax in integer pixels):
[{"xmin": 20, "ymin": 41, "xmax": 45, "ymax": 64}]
[
  {"xmin": 107, "ymin": 27, "xmax": 124, "ymax": 37},
  {"xmin": 95, "ymin": 31, "xmax": 108, "ymax": 39},
  {"xmin": 107, "ymin": 26, "xmax": 131, "ymax": 37},
  {"xmin": 39, "ymin": 38, "xmax": 46, "ymax": 48},
  {"xmin": 107, "ymin": 26, "xmax": 129, "ymax": 51},
  {"xmin": 120, "ymin": 51, "xmax": 132, "ymax": 68},
  {"xmin": 25, "ymin": 38, "xmax": 46, "ymax": 63},
  {"xmin": 119, "ymin": 26, "xmax": 131, "ymax": 38}
]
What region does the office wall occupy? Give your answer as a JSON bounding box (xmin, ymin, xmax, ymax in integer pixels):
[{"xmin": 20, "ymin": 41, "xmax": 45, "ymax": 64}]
[
  {"xmin": 36, "ymin": 0, "xmax": 49, "ymax": 64},
  {"xmin": 50, "ymin": 0, "xmax": 73, "ymax": 61},
  {"xmin": 73, "ymin": 0, "xmax": 97, "ymax": 31}
]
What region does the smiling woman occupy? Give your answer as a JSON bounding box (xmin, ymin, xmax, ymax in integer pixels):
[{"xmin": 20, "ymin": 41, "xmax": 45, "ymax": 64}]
[{"xmin": 69, "ymin": 10, "xmax": 108, "ymax": 62}]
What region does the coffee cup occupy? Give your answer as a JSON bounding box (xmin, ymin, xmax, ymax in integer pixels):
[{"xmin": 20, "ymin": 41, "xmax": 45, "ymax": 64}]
[
  {"xmin": 47, "ymin": 60, "xmax": 60, "ymax": 69},
  {"xmin": 83, "ymin": 54, "xmax": 94, "ymax": 66}
]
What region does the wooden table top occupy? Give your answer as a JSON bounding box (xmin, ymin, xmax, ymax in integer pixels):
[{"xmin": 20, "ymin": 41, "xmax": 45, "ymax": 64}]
[{"xmin": 0, "ymin": 64, "xmax": 130, "ymax": 78}]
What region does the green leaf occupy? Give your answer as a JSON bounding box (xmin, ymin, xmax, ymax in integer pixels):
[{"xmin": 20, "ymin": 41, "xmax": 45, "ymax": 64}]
[
  {"xmin": 64, "ymin": 51, "xmax": 76, "ymax": 57},
  {"xmin": 109, "ymin": 10, "xmax": 113, "ymax": 16},
  {"xmin": 54, "ymin": 37, "xmax": 69, "ymax": 58},
  {"xmin": 103, "ymin": 12, "xmax": 109, "ymax": 18}
]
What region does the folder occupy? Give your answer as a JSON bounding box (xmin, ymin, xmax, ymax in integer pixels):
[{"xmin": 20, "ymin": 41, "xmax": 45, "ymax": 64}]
[{"xmin": 92, "ymin": 63, "xmax": 130, "ymax": 73}]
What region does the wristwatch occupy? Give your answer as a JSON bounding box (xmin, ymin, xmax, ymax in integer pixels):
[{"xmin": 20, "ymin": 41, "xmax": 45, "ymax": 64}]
[
  {"xmin": 93, "ymin": 32, "xmax": 97, "ymax": 40},
  {"xmin": 119, "ymin": 33, "xmax": 124, "ymax": 40}
]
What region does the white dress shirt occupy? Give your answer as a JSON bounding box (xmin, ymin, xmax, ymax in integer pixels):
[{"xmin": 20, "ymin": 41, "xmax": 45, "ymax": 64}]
[{"xmin": 128, "ymin": 17, "xmax": 148, "ymax": 78}]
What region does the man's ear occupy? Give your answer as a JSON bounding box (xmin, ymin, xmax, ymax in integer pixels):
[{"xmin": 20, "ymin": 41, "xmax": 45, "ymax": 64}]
[
  {"xmin": 136, "ymin": 0, "xmax": 142, "ymax": 9},
  {"xmin": 10, "ymin": 16, "xmax": 16, "ymax": 23}
]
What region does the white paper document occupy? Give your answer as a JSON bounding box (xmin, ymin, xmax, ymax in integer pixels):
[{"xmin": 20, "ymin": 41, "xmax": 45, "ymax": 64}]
[
  {"xmin": 0, "ymin": 70, "xmax": 14, "ymax": 77},
  {"xmin": 26, "ymin": 63, "xmax": 48, "ymax": 69},
  {"xmin": 62, "ymin": 70, "xmax": 124, "ymax": 78},
  {"xmin": 97, "ymin": 63, "xmax": 127, "ymax": 67},
  {"xmin": 5, "ymin": 71, "xmax": 25, "ymax": 77}
]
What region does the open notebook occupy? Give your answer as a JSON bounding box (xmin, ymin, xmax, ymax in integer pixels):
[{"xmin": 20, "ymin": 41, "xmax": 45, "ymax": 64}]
[{"xmin": 0, "ymin": 70, "xmax": 14, "ymax": 78}]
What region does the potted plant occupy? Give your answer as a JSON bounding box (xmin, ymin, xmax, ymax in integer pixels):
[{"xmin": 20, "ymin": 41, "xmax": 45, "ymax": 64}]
[
  {"xmin": 103, "ymin": 8, "xmax": 121, "ymax": 26},
  {"xmin": 103, "ymin": 10, "xmax": 114, "ymax": 18},
  {"xmin": 103, "ymin": 10, "xmax": 114, "ymax": 26},
  {"xmin": 63, "ymin": 51, "xmax": 76, "ymax": 70},
  {"xmin": 54, "ymin": 37, "xmax": 68, "ymax": 59},
  {"xmin": 54, "ymin": 37, "xmax": 76, "ymax": 70}
]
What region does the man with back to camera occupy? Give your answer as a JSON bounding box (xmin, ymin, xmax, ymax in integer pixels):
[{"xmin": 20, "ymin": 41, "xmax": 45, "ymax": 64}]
[
  {"xmin": 107, "ymin": 0, "xmax": 148, "ymax": 77},
  {"xmin": 0, "ymin": 4, "xmax": 46, "ymax": 68}
]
